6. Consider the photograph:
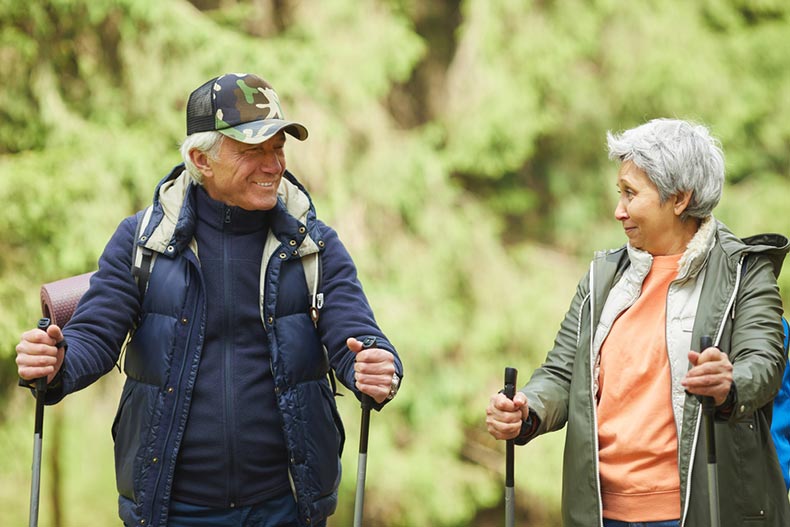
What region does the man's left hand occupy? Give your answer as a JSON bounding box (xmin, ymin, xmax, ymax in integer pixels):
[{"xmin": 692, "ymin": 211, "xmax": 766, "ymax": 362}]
[{"xmin": 348, "ymin": 337, "xmax": 397, "ymax": 404}]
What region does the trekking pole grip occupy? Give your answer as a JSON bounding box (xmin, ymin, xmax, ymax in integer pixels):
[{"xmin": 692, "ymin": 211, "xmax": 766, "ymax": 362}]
[
  {"xmin": 504, "ymin": 367, "xmax": 518, "ymax": 527},
  {"xmin": 359, "ymin": 336, "xmax": 377, "ymax": 410},
  {"xmin": 699, "ymin": 335, "xmax": 716, "ymax": 463},
  {"xmin": 504, "ymin": 367, "xmax": 517, "ymax": 400},
  {"xmin": 503, "ymin": 367, "xmax": 518, "ymax": 488},
  {"xmin": 34, "ymin": 318, "xmax": 50, "ymax": 395}
]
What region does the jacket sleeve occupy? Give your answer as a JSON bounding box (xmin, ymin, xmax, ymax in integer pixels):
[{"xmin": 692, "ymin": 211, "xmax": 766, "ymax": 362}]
[
  {"xmin": 49, "ymin": 215, "xmax": 143, "ymax": 402},
  {"xmin": 313, "ymin": 221, "xmax": 403, "ymax": 408},
  {"xmin": 725, "ymin": 254, "xmax": 787, "ymax": 422},
  {"xmin": 517, "ymin": 269, "xmax": 591, "ymax": 444}
]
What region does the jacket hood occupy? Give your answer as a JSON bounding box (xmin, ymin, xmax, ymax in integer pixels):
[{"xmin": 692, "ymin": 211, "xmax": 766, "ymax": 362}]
[{"xmin": 716, "ymin": 220, "xmax": 790, "ymax": 278}]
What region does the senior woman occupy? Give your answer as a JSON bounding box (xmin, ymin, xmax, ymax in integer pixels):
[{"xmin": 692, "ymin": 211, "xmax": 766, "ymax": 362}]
[{"xmin": 486, "ymin": 118, "xmax": 790, "ymax": 527}]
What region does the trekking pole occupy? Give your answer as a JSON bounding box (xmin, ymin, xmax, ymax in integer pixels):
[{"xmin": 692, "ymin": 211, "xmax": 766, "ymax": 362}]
[
  {"xmin": 353, "ymin": 336, "xmax": 377, "ymax": 527},
  {"xmin": 504, "ymin": 367, "xmax": 518, "ymax": 527},
  {"xmin": 27, "ymin": 318, "xmax": 51, "ymax": 527},
  {"xmin": 700, "ymin": 335, "xmax": 721, "ymax": 527}
]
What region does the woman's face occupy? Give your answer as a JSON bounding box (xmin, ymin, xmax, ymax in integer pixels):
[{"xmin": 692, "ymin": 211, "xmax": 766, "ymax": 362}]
[{"xmin": 614, "ymin": 160, "xmax": 687, "ymax": 255}]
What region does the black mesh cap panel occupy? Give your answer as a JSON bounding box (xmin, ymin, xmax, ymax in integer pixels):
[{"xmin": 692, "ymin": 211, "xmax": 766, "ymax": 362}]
[{"xmin": 186, "ymin": 77, "xmax": 218, "ymax": 135}]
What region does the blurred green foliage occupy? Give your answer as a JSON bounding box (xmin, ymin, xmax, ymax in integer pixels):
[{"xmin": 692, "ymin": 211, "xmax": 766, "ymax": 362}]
[{"xmin": 1, "ymin": 0, "xmax": 789, "ymax": 525}]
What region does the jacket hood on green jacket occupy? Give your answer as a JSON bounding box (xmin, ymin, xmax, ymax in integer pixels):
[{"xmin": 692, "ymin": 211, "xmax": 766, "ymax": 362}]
[{"xmin": 728, "ymin": 229, "xmax": 790, "ymax": 278}]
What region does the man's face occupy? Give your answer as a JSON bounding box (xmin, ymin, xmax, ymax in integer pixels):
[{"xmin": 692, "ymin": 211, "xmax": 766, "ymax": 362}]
[{"xmin": 199, "ymin": 131, "xmax": 287, "ymax": 211}]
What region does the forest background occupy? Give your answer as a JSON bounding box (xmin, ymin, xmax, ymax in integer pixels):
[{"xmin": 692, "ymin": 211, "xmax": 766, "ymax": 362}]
[{"xmin": 2, "ymin": 0, "xmax": 790, "ymax": 526}]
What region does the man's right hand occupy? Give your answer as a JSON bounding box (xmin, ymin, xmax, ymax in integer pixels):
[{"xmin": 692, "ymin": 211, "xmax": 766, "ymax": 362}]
[
  {"xmin": 486, "ymin": 391, "xmax": 529, "ymax": 441},
  {"xmin": 16, "ymin": 324, "xmax": 65, "ymax": 384}
]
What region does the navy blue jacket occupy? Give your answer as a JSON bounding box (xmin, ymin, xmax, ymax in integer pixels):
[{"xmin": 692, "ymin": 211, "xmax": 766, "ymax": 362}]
[{"xmin": 49, "ymin": 166, "xmax": 402, "ymax": 526}]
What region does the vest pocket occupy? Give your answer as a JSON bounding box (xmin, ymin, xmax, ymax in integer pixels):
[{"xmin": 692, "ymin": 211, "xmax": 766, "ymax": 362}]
[
  {"xmin": 112, "ymin": 378, "xmax": 158, "ymax": 502},
  {"xmin": 275, "ymin": 313, "xmax": 328, "ymax": 383},
  {"xmin": 295, "ymin": 380, "xmax": 343, "ymax": 496}
]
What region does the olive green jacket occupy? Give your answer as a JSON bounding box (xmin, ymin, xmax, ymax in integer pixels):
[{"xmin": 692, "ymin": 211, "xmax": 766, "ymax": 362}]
[{"xmin": 520, "ymin": 219, "xmax": 790, "ymax": 526}]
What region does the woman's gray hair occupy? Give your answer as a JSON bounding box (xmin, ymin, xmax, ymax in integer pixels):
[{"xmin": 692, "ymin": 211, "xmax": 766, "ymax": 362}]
[
  {"xmin": 179, "ymin": 131, "xmax": 224, "ymax": 184},
  {"xmin": 607, "ymin": 118, "xmax": 724, "ymax": 220}
]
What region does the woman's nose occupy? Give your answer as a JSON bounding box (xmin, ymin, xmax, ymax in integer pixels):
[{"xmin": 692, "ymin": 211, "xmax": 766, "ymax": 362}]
[{"xmin": 614, "ymin": 198, "xmax": 628, "ymax": 220}]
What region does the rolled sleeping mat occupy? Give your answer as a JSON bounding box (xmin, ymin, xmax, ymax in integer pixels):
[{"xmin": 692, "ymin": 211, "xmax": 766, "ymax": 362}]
[{"xmin": 40, "ymin": 271, "xmax": 95, "ymax": 327}]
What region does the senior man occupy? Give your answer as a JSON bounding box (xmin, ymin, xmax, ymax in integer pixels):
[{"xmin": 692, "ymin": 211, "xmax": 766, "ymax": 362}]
[{"xmin": 16, "ymin": 73, "xmax": 403, "ymax": 527}]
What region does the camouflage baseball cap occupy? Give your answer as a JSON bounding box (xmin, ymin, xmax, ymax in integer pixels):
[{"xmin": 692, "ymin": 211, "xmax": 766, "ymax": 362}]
[{"xmin": 186, "ymin": 73, "xmax": 308, "ymax": 144}]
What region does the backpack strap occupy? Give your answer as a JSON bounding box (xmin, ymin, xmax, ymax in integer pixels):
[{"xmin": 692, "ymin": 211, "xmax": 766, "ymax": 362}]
[
  {"xmin": 300, "ymin": 250, "xmax": 337, "ymax": 394},
  {"xmin": 302, "ymin": 251, "xmax": 324, "ymax": 328},
  {"xmin": 118, "ymin": 207, "xmax": 156, "ymax": 373},
  {"xmin": 131, "ymin": 206, "xmax": 157, "ymax": 299}
]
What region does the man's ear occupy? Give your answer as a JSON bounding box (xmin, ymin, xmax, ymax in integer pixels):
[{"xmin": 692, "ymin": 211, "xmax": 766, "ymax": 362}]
[
  {"xmin": 189, "ymin": 149, "xmax": 212, "ymax": 180},
  {"xmin": 673, "ymin": 191, "xmax": 692, "ymax": 216}
]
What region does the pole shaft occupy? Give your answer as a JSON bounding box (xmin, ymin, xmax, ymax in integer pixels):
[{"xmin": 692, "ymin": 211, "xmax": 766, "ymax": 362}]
[
  {"xmin": 707, "ymin": 463, "xmax": 720, "ymax": 527},
  {"xmin": 505, "ymin": 442, "xmax": 514, "ymax": 487},
  {"xmin": 505, "ymin": 487, "xmax": 515, "ymax": 527},
  {"xmin": 26, "ymin": 318, "xmax": 50, "ymax": 527},
  {"xmin": 29, "ymin": 366, "xmax": 47, "ymax": 527},
  {"xmin": 698, "ymin": 335, "xmax": 720, "ymax": 527},
  {"xmin": 353, "ymin": 336, "xmax": 377, "ymax": 527},
  {"xmin": 29, "ymin": 433, "xmax": 42, "ymax": 527},
  {"xmin": 503, "ymin": 367, "xmax": 517, "ymax": 527},
  {"xmin": 354, "ymin": 401, "xmax": 371, "ymax": 527},
  {"xmin": 354, "ymin": 452, "xmax": 368, "ymax": 527}
]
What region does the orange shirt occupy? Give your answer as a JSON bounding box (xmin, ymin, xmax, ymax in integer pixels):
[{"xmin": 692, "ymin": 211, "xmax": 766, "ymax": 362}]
[{"xmin": 597, "ymin": 253, "xmax": 682, "ymax": 521}]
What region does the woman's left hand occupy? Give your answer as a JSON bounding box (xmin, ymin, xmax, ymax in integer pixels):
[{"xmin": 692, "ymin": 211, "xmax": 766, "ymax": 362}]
[{"xmin": 682, "ymin": 344, "xmax": 733, "ymax": 406}]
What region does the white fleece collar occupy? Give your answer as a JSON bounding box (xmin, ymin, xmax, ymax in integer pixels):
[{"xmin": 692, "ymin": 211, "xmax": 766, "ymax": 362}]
[{"xmin": 625, "ymin": 215, "xmax": 716, "ymax": 281}]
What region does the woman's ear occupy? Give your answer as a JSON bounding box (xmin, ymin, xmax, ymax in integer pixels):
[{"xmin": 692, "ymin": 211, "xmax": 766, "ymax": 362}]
[{"xmin": 673, "ymin": 191, "xmax": 693, "ymax": 216}]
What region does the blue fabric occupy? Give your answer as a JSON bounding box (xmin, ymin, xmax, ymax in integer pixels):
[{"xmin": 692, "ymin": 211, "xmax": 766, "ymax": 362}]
[
  {"xmin": 170, "ymin": 186, "xmax": 289, "ymax": 506},
  {"xmin": 57, "ymin": 166, "xmax": 403, "ymax": 527},
  {"xmin": 770, "ymin": 316, "xmax": 790, "ymax": 490},
  {"xmin": 603, "ymin": 520, "xmax": 679, "ymax": 527},
  {"xmin": 167, "ymin": 491, "xmax": 304, "ymax": 527}
]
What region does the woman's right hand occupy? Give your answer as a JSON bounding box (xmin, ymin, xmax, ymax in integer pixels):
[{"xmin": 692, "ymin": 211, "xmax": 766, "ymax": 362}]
[
  {"xmin": 16, "ymin": 324, "xmax": 65, "ymax": 384},
  {"xmin": 486, "ymin": 391, "xmax": 529, "ymax": 440}
]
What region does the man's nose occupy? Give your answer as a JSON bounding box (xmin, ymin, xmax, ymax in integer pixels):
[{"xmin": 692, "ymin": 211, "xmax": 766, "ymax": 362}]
[{"xmin": 257, "ymin": 152, "xmax": 282, "ymax": 172}]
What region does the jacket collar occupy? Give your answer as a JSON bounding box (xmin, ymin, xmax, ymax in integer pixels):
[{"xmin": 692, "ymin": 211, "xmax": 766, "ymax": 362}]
[
  {"xmin": 625, "ymin": 215, "xmax": 717, "ymax": 282},
  {"xmin": 141, "ymin": 165, "xmax": 322, "ymax": 257}
]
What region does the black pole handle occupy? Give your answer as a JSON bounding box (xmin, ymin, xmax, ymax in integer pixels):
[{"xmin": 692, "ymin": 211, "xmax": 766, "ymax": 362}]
[
  {"xmin": 34, "ymin": 319, "xmax": 50, "ymax": 395},
  {"xmin": 358, "ymin": 336, "xmax": 378, "ymax": 455},
  {"xmin": 504, "ymin": 367, "xmax": 518, "ymax": 488},
  {"xmin": 359, "ymin": 336, "xmax": 378, "ymax": 410},
  {"xmin": 699, "ymin": 335, "xmax": 717, "ymax": 464},
  {"xmin": 699, "ymin": 335, "xmax": 714, "ymax": 412},
  {"xmin": 504, "ymin": 367, "xmax": 517, "ymax": 400}
]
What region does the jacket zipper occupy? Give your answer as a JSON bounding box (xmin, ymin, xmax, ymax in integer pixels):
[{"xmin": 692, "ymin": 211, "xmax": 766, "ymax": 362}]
[
  {"xmin": 259, "ymin": 241, "xmax": 302, "ymax": 512},
  {"xmin": 680, "ymin": 257, "xmax": 742, "ymax": 526},
  {"xmin": 222, "ymin": 206, "xmax": 239, "ymax": 507},
  {"xmin": 588, "ymin": 262, "xmax": 605, "ymax": 527}
]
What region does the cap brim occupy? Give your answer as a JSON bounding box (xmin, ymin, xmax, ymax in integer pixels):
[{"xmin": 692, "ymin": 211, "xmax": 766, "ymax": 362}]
[{"xmin": 218, "ymin": 120, "xmax": 308, "ymax": 144}]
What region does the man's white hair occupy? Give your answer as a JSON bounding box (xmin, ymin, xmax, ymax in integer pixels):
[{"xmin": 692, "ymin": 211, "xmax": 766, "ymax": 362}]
[{"xmin": 179, "ymin": 131, "xmax": 224, "ymax": 184}]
